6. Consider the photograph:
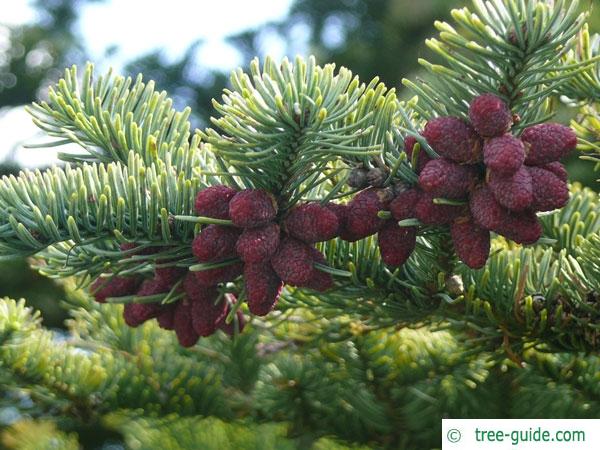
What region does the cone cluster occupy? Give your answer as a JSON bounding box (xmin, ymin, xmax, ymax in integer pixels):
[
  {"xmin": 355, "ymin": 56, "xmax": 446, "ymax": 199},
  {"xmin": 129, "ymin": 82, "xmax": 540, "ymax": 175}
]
[
  {"xmin": 344, "ymin": 93, "xmax": 576, "ymax": 270},
  {"xmin": 91, "ymin": 186, "xmax": 345, "ymax": 346},
  {"xmin": 193, "ymin": 186, "xmax": 340, "ymax": 316},
  {"xmin": 90, "ymin": 244, "xmax": 244, "ymax": 347}
]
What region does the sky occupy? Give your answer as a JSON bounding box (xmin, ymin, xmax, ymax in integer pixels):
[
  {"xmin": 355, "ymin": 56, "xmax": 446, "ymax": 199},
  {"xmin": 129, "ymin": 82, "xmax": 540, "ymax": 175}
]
[
  {"xmin": 0, "ymin": 0, "xmax": 295, "ymax": 167},
  {"xmin": 78, "ymin": 0, "xmax": 293, "ymax": 71}
]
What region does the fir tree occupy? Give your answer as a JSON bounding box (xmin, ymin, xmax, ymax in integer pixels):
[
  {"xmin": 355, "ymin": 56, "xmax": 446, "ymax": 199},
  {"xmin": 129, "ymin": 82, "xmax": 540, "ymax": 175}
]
[{"xmin": 1, "ymin": 1, "xmax": 600, "ymax": 449}]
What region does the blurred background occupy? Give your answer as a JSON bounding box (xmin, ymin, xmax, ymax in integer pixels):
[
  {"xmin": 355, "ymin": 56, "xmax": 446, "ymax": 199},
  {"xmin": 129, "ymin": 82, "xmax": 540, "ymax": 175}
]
[{"xmin": 0, "ymin": 0, "xmax": 598, "ymax": 327}]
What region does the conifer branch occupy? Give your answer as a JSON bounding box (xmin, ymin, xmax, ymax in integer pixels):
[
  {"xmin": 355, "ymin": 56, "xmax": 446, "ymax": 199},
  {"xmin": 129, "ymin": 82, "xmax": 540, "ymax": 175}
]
[
  {"xmin": 104, "ymin": 413, "xmax": 301, "ymax": 450},
  {"xmin": 201, "ymin": 56, "xmax": 399, "ymax": 206},
  {"xmin": 0, "ymin": 152, "xmax": 203, "ymax": 277},
  {"xmin": 540, "ymin": 184, "xmax": 600, "ymax": 250},
  {"xmin": 0, "ymin": 0, "xmax": 598, "ymax": 361},
  {"xmin": 404, "ymin": 0, "xmax": 589, "ymax": 129},
  {"xmin": 452, "ymin": 187, "xmax": 600, "ymax": 353},
  {"xmin": 25, "ymin": 64, "xmax": 195, "ymax": 167},
  {"xmin": 279, "ymin": 185, "xmax": 600, "ymax": 353},
  {"xmin": 280, "ymin": 233, "xmax": 453, "ymax": 329},
  {"xmin": 557, "ymin": 25, "xmax": 600, "ymax": 102},
  {"xmin": 572, "ymin": 102, "xmax": 600, "ymax": 170},
  {"xmin": 3, "ymin": 291, "xmax": 600, "ymax": 447},
  {"xmin": 0, "ymin": 297, "xmax": 232, "ymax": 418}
]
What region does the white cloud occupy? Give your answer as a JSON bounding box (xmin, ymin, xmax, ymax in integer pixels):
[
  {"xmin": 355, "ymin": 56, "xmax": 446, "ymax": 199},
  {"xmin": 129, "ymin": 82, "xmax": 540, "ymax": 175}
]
[
  {"xmin": 0, "ymin": 1, "xmax": 36, "ymax": 26},
  {"xmin": 78, "ymin": 0, "xmax": 293, "ymax": 69}
]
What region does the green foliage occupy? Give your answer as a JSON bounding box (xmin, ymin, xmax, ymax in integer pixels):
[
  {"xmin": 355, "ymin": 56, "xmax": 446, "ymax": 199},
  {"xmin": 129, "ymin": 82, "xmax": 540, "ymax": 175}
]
[
  {"xmin": 540, "ymin": 183, "xmax": 600, "ymax": 252},
  {"xmin": 562, "ymin": 24, "xmax": 600, "ymax": 174},
  {"xmin": 405, "ymin": 0, "xmax": 592, "ymax": 128},
  {"xmin": 558, "ymin": 25, "xmax": 600, "ymax": 102},
  {"xmin": 0, "ymin": 295, "xmax": 230, "ymax": 420},
  {"xmin": 0, "ymin": 153, "xmax": 199, "ymax": 272},
  {"xmin": 1, "ymin": 0, "xmax": 600, "ymax": 448},
  {"xmin": 2, "ymin": 295, "xmax": 600, "ymax": 449},
  {"xmin": 450, "ymin": 183, "xmax": 600, "ymax": 353},
  {"xmin": 511, "ymin": 349, "xmax": 600, "ymax": 418},
  {"xmin": 202, "ymin": 56, "xmax": 396, "ymax": 202},
  {"xmin": 104, "ymin": 413, "xmax": 297, "ymax": 450},
  {"xmin": 573, "ymin": 102, "xmax": 600, "ymax": 170},
  {"xmin": 26, "ymin": 64, "xmax": 195, "ymax": 166},
  {"xmin": 2, "ymin": 420, "xmax": 79, "ymax": 450}
]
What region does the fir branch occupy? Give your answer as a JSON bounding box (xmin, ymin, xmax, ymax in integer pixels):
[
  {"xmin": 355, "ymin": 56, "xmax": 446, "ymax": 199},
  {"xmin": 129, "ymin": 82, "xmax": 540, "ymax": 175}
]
[
  {"xmin": 558, "ymin": 26, "xmax": 600, "ymax": 172},
  {"xmin": 202, "ymin": 56, "xmax": 394, "ymax": 206},
  {"xmin": 285, "ymin": 184, "xmax": 600, "ymax": 354},
  {"xmin": 104, "ymin": 412, "xmax": 344, "ymax": 450},
  {"xmin": 0, "ymin": 299, "xmax": 40, "ymax": 340},
  {"xmin": 4, "ymin": 290, "xmax": 600, "ymax": 447},
  {"xmin": 455, "ymin": 213, "xmax": 600, "ymax": 353},
  {"xmin": 516, "ymin": 349, "xmax": 600, "ymax": 415},
  {"xmin": 563, "ymin": 232, "xmax": 600, "ymax": 300},
  {"xmin": 255, "ymin": 327, "xmax": 500, "ymax": 446},
  {"xmin": 556, "ymin": 25, "xmax": 600, "ymax": 102},
  {"xmin": 572, "ymin": 102, "xmax": 600, "ymax": 171},
  {"xmin": 0, "ymin": 152, "xmax": 200, "ymax": 268},
  {"xmin": 26, "ymin": 64, "xmax": 195, "ymax": 167},
  {"xmin": 539, "ymin": 183, "xmax": 600, "ymax": 252},
  {"xmin": 405, "ymin": 0, "xmax": 589, "ymax": 129},
  {"xmin": 0, "ymin": 0, "xmax": 598, "ymax": 373},
  {"xmin": 0, "ymin": 298, "xmax": 232, "ymax": 418}
]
